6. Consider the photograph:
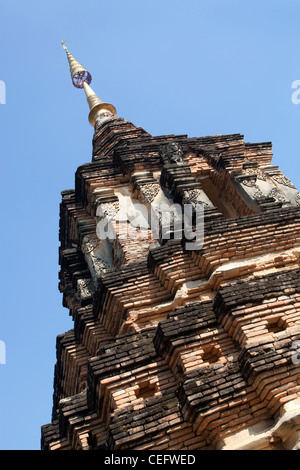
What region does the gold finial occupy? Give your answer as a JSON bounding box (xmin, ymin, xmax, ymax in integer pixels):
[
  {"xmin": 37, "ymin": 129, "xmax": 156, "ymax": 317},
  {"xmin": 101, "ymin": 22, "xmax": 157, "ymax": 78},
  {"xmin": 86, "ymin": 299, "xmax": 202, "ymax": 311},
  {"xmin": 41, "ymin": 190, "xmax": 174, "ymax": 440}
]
[
  {"xmin": 61, "ymin": 41, "xmax": 92, "ymax": 88},
  {"xmin": 61, "ymin": 41, "xmax": 117, "ymax": 126},
  {"xmin": 82, "ymin": 82, "xmax": 117, "ymax": 126},
  {"xmin": 61, "ymin": 39, "xmax": 67, "ymax": 50}
]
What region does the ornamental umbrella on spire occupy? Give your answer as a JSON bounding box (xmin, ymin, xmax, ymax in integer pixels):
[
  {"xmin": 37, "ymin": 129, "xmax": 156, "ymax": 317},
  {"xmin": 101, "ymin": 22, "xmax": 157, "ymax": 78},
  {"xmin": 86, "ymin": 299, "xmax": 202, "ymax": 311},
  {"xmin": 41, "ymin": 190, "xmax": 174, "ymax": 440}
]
[
  {"xmin": 61, "ymin": 41, "xmax": 117, "ymax": 126},
  {"xmin": 61, "ymin": 40, "xmax": 92, "ymax": 88}
]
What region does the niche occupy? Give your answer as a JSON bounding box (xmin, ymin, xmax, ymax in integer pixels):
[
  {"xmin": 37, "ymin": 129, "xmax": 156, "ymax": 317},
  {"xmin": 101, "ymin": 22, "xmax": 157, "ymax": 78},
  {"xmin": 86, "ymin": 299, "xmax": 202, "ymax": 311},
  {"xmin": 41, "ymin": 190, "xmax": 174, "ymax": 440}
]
[
  {"xmin": 135, "ymin": 380, "xmax": 157, "ymax": 399},
  {"xmin": 200, "ymin": 176, "xmax": 240, "ymax": 218},
  {"xmin": 202, "ymin": 344, "xmax": 222, "ymax": 365},
  {"xmin": 266, "ymin": 317, "xmax": 288, "ymax": 334}
]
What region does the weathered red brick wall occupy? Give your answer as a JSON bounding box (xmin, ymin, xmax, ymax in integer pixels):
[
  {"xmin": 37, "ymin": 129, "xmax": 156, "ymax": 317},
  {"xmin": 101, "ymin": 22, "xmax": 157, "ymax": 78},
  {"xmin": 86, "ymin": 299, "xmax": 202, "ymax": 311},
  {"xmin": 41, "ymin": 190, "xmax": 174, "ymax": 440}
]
[{"xmin": 41, "ymin": 116, "xmax": 300, "ymax": 450}]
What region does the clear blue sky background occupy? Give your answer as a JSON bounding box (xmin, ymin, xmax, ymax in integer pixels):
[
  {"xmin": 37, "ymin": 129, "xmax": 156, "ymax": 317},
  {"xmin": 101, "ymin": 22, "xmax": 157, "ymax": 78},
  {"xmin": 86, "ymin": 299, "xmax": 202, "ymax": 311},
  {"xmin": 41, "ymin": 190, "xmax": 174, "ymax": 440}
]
[{"xmin": 0, "ymin": 0, "xmax": 299, "ymax": 450}]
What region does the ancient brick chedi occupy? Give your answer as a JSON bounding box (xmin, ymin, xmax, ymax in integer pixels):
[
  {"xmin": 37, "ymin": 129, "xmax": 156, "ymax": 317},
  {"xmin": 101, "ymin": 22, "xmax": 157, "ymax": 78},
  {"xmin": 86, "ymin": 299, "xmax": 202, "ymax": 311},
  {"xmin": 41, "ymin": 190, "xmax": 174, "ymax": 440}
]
[{"xmin": 41, "ymin": 44, "xmax": 300, "ymax": 450}]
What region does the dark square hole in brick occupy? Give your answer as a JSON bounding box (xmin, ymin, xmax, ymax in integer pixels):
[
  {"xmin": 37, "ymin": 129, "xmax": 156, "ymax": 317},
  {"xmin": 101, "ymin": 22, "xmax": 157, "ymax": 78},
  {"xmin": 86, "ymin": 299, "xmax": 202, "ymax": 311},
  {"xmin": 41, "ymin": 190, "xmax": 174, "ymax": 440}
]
[
  {"xmin": 267, "ymin": 317, "xmax": 288, "ymax": 334},
  {"xmin": 135, "ymin": 380, "xmax": 157, "ymax": 399},
  {"xmin": 202, "ymin": 345, "xmax": 222, "ymax": 364}
]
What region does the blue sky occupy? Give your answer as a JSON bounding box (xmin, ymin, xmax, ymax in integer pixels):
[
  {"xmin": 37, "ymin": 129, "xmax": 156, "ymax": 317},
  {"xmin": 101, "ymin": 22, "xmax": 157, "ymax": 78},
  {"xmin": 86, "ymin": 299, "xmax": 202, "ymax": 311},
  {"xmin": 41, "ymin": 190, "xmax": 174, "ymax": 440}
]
[{"xmin": 0, "ymin": 0, "xmax": 299, "ymax": 450}]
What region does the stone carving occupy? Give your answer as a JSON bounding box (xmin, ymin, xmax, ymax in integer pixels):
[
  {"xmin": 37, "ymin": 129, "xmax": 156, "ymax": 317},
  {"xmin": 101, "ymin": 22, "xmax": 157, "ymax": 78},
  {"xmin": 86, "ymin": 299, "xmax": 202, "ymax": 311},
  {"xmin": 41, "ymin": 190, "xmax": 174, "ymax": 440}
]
[
  {"xmin": 267, "ymin": 188, "xmax": 289, "ymax": 204},
  {"xmin": 253, "ymin": 187, "xmax": 265, "ymax": 200},
  {"xmin": 92, "ymin": 257, "xmax": 112, "ymax": 276},
  {"xmin": 241, "ymin": 177, "xmax": 257, "ymax": 187},
  {"xmin": 81, "ymin": 234, "xmax": 112, "ymax": 278},
  {"xmin": 96, "ymin": 201, "xmax": 119, "ymax": 221},
  {"xmin": 182, "ymin": 189, "xmax": 201, "ymax": 203},
  {"xmin": 138, "ymin": 183, "xmax": 160, "ymax": 204},
  {"xmin": 272, "ymin": 174, "xmax": 297, "ymax": 189},
  {"xmin": 182, "ymin": 189, "xmax": 210, "ymax": 209},
  {"xmin": 81, "ymin": 234, "xmax": 99, "ymax": 254},
  {"xmin": 76, "ymin": 278, "xmax": 95, "ymax": 301},
  {"xmin": 295, "ymin": 193, "xmax": 300, "ymax": 206},
  {"xmin": 160, "ymin": 142, "xmax": 184, "ymax": 164},
  {"xmin": 245, "ymin": 168, "xmax": 267, "ymax": 181}
]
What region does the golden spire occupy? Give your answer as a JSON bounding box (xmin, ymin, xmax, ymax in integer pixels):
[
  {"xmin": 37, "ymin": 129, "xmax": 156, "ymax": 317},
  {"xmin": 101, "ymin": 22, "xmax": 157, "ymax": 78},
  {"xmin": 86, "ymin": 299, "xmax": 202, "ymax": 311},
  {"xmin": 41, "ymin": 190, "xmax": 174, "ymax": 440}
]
[
  {"xmin": 82, "ymin": 82, "xmax": 117, "ymax": 126},
  {"xmin": 61, "ymin": 40, "xmax": 92, "ymax": 88},
  {"xmin": 61, "ymin": 41, "xmax": 117, "ymax": 126}
]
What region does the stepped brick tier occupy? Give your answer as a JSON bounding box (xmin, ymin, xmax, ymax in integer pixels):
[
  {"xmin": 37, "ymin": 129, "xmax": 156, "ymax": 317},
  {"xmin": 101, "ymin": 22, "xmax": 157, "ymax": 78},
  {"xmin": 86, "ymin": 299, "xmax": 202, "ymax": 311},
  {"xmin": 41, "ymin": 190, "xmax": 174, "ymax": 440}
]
[{"xmin": 41, "ymin": 115, "xmax": 300, "ymax": 450}]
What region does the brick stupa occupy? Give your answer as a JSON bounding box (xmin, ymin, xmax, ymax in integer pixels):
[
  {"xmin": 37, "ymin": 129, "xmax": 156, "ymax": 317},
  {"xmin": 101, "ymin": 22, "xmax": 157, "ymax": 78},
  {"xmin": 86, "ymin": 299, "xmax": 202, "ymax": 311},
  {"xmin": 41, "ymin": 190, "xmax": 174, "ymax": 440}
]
[{"xmin": 41, "ymin": 44, "xmax": 300, "ymax": 451}]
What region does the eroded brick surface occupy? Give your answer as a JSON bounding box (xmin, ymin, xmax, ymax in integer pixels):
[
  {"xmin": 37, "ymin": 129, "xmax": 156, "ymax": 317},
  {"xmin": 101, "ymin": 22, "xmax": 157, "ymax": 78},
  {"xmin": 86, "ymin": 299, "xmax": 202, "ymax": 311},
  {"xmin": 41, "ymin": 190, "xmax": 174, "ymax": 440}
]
[{"xmin": 41, "ymin": 116, "xmax": 300, "ymax": 450}]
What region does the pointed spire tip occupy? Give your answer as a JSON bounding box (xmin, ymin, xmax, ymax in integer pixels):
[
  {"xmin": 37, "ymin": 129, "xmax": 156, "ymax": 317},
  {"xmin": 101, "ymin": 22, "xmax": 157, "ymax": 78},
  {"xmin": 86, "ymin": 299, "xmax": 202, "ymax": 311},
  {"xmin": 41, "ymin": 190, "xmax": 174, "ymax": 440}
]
[
  {"xmin": 60, "ymin": 41, "xmax": 117, "ymax": 126},
  {"xmin": 61, "ymin": 40, "xmax": 67, "ymax": 51},
  {"xmin": 61, "ymin": 41, "xmax": 92, "ymax": 88}
]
